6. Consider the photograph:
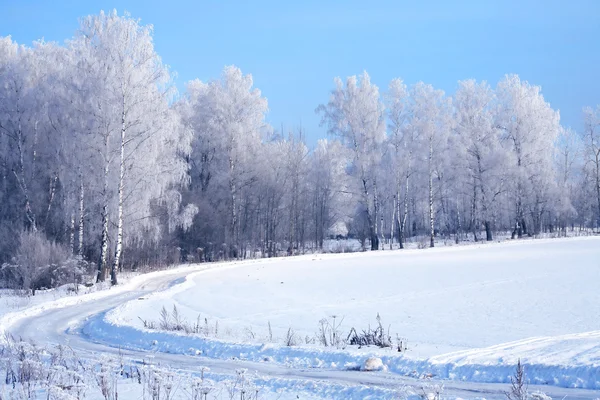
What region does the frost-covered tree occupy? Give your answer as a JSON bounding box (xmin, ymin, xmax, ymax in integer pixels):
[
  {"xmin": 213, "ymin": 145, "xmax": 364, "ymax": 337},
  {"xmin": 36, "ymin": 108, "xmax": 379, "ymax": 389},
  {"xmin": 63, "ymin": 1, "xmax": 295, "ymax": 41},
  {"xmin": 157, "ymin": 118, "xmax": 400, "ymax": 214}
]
[
  {"xmin": 496, "ymin": 75, "xmax": 561, "ymax": 237},
  {"xmin": 309, "ymin": 139, "xmax": 352, "ymax": 248},
  {"xmin": 0, "ymin": 38, "xmax": 76, "ymax": 259},
  {"xmin": 582, "ymin": 106, "xmax": 600, "ymax": 225},
  {"xmin": 453, "ymin": 79, "xmax": 507, "ymax": 241},
  {"xmin": 386, "ymin": 78, "xmax": 413, "ymax": 248},
  {"xmin": 317, "ymin": 71, "xmax": 386, "ymax": 250},
  {"xmin": 0, "ymin": 38, "xmax": 45, "ymax": 233},
  {"xmin": 409, "ymin": 82, "xmax": 452, "ymax": 247},
  {"xmin": 0, "ymin": 10, "xmax": 594, "ymax": 281},
  {"xmin": 179, "ymin": 66, "xmax": 268, "ymax": 258},
  {"xmin": 73, "ymin": 11, "xmax": 193, "ymax": 284},
  {"xmin": 553, "ymin": 127, "xmax": 580, "ymax": 232}
]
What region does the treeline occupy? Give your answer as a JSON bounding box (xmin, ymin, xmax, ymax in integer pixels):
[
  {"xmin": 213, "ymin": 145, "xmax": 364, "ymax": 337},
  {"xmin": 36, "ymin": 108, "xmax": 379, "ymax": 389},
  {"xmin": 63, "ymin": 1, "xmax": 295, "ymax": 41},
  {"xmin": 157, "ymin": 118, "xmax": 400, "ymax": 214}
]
[{"xmin": 1, "ymin": 11, "xmax": 598, "ymax": 289}]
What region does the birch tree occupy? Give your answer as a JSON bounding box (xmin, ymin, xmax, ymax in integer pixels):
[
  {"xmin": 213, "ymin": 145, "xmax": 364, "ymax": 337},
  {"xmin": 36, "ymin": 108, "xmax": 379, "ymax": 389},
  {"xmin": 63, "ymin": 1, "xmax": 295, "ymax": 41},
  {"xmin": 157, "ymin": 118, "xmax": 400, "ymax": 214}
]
[
  {"xmin": 0, "ymin": 38, "xmax": 43, "ymax": 233},
  {"xmin": 181, "ymin": 66, "xmax": 267, "ymax": 258},
  {"xmin": 309, "ymin": 139, "xmax": 352, "ymax": 249},
  {"xmin": 74, "ymin": 11, "xmax": 193, "ymax": 284},
  {"xmin": 317, "ymin": 71, "xmax": 386, "ymax": 250},
  {"xmin": 409, "ymin": 82, "xmax": 451, "ymax": 247},
  {"xmin": 453, "ymin": 79, "xmax": 507, "ymax": 241},
  {"xmin": 582, "ymin": 106, "xmax": 600, "ymax": 226},
  {"xmin": 554, "ymin": 127, "xmax": 580, "ymax": 233},
  {"xmin": 496, "ymin": 75, "xmax": 561, "ymax": 237},
  {"xmin": 386, "ymin": 78, "xmax": 413, "ymax": 248}
]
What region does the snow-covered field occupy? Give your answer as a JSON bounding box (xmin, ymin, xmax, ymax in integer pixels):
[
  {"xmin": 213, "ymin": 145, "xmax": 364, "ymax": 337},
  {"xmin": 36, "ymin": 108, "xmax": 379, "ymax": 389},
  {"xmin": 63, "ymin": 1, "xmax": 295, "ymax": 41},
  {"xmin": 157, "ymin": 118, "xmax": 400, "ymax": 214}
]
[
  {"xmin": 3, "ymin": 236, "xmax": 600, "ymax": 399},
  {"xmin": 91, "ymin": 236, "xmax": 600, "ymax": 391}
]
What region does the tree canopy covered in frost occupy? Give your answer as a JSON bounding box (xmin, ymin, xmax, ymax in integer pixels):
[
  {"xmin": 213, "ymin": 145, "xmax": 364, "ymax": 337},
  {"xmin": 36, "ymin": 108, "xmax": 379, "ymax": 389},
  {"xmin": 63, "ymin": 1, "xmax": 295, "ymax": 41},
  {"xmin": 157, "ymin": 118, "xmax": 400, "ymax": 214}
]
[{"xmin": 0, "ymin": 10, "xmax": 598, "ymax": 288}]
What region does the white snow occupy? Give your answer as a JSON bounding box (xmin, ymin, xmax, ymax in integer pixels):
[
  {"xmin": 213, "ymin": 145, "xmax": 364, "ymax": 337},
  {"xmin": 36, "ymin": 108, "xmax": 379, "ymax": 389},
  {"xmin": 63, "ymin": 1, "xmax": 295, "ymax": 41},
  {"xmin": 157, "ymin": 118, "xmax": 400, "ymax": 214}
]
[
  {"xmin": 95, "ymin": 236, "xmax": 600, "ymax": 390},
  {"xmin": 363, "ymin": 357, "xmax": 386, "ymax": 371},
  {"xmin": 0, "ymin": 264, "xmax": 218, "ymax": 343}
]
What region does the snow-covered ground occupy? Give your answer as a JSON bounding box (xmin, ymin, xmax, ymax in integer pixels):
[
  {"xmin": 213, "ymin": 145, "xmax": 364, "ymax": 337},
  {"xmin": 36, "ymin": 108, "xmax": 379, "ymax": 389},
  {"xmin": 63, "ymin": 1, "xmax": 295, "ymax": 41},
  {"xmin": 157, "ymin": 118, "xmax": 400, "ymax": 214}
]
[
  {"xmin": 4, "ymin": 236, "xmax": 600, "ymax": 399},
  {"xmin": 98, "ymin": 236, "xmax": 600, "ymax": 390}
]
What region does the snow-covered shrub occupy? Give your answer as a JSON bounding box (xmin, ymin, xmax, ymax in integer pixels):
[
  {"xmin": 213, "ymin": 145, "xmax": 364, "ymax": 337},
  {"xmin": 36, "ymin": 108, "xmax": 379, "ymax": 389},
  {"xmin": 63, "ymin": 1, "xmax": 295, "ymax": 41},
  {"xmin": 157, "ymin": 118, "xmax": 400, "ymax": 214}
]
[
  {"xmin": 224, "ymin": 369, "xmax": 260, "ymax": 400},
  {"xmin": 0, "ymin": 337, "xmax": 89, "ymax": 400},
  {"xmin": 347, "ymin": 313, "xmax": 392, "ymax": 348},
  {"xmin": 505, "ymin": 359, "xmax": 528, "ymax": 400},
  {"xmin": 0, "ymin": 231, "xmax": 93, "ymax": 294},
  {"xmin": 420, "ymin": 383, "xmax": 444, "ymax": 400},
  {"xmin": 188, "ymin": 374, "xmax": 215, "ymax": 400},
  {"xmin": 317, "ymin": 315, "xmax": 346, "ymax": 348},
  {"xmin": 284, "ymin": 327, "xmax": 299, "ymax": 346},
  {"xmin": 150, "ymin": 305, "xmax": 204, "ymax": 335}
]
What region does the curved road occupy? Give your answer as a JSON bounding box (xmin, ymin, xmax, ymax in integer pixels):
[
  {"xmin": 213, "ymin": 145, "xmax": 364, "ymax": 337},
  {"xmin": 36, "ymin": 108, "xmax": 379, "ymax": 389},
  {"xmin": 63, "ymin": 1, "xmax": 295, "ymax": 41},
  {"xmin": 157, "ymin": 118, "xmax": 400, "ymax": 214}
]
[{"xmin": 8, "ymin": 267, "xmax": 600, "ymax": 400}]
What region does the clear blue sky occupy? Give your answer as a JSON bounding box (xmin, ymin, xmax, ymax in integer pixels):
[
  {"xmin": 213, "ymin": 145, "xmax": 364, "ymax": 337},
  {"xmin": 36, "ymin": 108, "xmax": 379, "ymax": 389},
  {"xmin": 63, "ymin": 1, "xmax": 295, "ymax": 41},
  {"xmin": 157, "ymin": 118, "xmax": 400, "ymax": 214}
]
[{"xmin": 2, "ymin": 0, "xmax": 599, "ymax": 145}]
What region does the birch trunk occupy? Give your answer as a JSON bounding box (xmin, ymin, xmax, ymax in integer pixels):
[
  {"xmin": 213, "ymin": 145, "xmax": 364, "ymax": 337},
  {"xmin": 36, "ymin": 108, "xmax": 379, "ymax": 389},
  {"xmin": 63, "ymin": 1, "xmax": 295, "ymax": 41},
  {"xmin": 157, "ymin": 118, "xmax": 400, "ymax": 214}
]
[
  {"xmin": 14, "ymin": 126, "xmax": 37, "ymax": 231},
  {"xmin": 389, "ymin": 196, "xmax": 395, "ymax": 250},
  {"xmin": 78, "ymin": 181, "xmax": 84, "ymax": 256},
  {"xmin": 596, "ymin": 150, "xmax": 600, "ymax": 224},
  {"xmin": 111, "ymin": 103, "xmax": 126, "ymax": 286},
  {"xmin": 69, "ymin": 215, "xmax": 75, "ymax": 252},
  {"xmin": 229, "ymin": 154, "xmax": 238, "ymax": 259},
  {"xmin": 477, "ymin": 155, "xmax": 493, "ymax": 241},
  {"xmin": 471, "ymin": 180, "xmax": 478, "ymax": 242},
  {"xmin": 372, "ymin": 179, "xmax": 380, "ymax": 250},
  {"xmin": 97, "ymin": 134, "xmax": 110, "ymax": 283},
  {"xmin": 398, "ymin": 162, "xmax": 410, "ymax": 249},
  {"xmin": 44, "ymin": 175, "xmax": 58, "ymax": 229},
  {"xmin": 361, "ymin": 177, "xmax": 378, "ymax": 251},
  {"xmin": 428, "ymin": 140, "xmax": 435, "ymax": 248}
]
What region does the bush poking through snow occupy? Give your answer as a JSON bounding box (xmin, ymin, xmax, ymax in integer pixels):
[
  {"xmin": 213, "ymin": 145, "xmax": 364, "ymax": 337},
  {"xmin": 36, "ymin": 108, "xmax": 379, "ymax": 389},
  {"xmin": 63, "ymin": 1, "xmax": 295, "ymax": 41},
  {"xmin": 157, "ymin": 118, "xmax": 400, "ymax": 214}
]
[
  {"xmin": 505, "ymin": 359, "xmax": 528, "ymax": 400},
  {"xmin": 284, "ymin": 327, "xmax": 299, "ymax": 346},
  {"xmin": 347, "ymin": 313, "xmax": 393, "ymax": 348},
  {"xmin": 144, "ymin": 305, "xmax": 209, "ymax": 335},
  {"xmin": 317, "ymin": 315, "xmax": 346, "ymax": 347},
  {"xmin": 420, "ymin": 383, "xmax": 444, "ymax": 400},
  {"xmin": 223, "ymin": 368, "xmax": 261, "ymax": 400},
  {"xmin": 0, "ymin": 336, "xmax": 276, "ymax": 400},
  {"xmin": 267, "ymin": 321, "xmax": 273, "ymax": 342},
  {"xmin": 141, "ymin": 306, "xmax": 407, "ymax": 356}
]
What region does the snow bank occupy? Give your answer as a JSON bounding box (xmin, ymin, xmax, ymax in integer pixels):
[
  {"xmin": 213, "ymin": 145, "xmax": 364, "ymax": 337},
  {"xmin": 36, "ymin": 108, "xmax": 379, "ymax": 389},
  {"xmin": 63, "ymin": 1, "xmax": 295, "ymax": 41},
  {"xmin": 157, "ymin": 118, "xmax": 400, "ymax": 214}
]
[{"xmin": 81, "ymin": 310, "xmax": 600, "ymax": 389}]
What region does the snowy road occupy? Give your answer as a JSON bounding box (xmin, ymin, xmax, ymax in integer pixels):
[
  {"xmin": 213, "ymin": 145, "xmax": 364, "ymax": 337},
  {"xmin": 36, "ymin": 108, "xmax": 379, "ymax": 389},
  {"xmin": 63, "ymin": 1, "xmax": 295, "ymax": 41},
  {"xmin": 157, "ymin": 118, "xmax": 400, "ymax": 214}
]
[{"xmin": 7, "ymin": 253, "xmax": 600, "ymax": 400}]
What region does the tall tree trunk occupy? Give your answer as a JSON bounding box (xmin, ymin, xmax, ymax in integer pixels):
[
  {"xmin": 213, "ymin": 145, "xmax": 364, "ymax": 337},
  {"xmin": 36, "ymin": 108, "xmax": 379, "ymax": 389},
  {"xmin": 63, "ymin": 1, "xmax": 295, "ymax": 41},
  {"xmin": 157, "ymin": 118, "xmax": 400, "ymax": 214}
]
[
  {"xmin": 395, "ymin": 190, "xmax": 403, "ymax": 249},
  {"xmin": 514, "ymin": 151, "xmax": 524, "ymax": 239},
  {"xmin": 428, "ymin": 141, "xmax": 435, "ymax": 248},
  {"xmin": 44, "ymin": 175, "xmax": 58, "ymax": 229},
  {"xmin": 485, "ymin": 220, "xmax": 493, "ymax": 241},
  {"xmin": 78, "ymin": 181, "xmax": 85, "ymax": 256},
  {"xmin": 374, "ymin": 181, "xmax": 382, "ymax": 251},
  {"xmin": 476, "ymin": 154, "xmax": 492, "ymax": 241},
  {"xmin": 97, "ymin": 134, "xmax": 110, "ymax": 283},
  {"xmin": 596, "ymin": 151, "xmax": 600, "ymax": 225},
  {"xmin": 229, "ymin": 153, "xmax": 238, "ymax": 259},
  {"xmin": 471, "ymin": 179, "xmax": 478, "ymax": 242},
  {"xmin": 14, "ymin": 132, "xmax": 37, "ymax": 231},
  {"xmin": 69, "ymin": 215, "xmax": 75, "ymax": 252},
  {"xmin": 456, "ymin": 195, "xmax": 462, "ymax": 243},
  {"xmin": 390, "ymin": 196, "xmax": 395, "ymax": 250},
  {"xmin": 360, "ymin": 177, "xmax": 378, "ymax": 251},
  {"xmin": 399, "ymin": 167, "xmax": 410, "ymax": 249},
  {"xmin": 112, "ymin": 105, "xmax": 126, "ymax": 286}
]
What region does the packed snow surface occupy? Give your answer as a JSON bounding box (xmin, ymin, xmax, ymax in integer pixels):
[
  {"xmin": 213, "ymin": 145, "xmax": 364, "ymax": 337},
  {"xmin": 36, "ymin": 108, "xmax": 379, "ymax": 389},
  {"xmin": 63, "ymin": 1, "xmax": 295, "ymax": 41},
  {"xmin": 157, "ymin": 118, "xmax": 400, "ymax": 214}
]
[{"xmin": 102, "ymin": 237, "xmax": 600, "ymax": 389}]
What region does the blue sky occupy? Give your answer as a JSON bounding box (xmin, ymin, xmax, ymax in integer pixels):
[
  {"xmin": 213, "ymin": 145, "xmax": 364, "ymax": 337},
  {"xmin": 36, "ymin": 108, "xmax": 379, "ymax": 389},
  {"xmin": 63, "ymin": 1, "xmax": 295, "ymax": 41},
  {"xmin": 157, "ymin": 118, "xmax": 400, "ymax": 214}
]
[{"xmin": 2, "ymin": 0, "xmax": 599, "ymax": 145}]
